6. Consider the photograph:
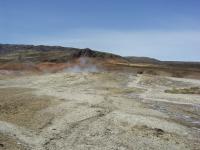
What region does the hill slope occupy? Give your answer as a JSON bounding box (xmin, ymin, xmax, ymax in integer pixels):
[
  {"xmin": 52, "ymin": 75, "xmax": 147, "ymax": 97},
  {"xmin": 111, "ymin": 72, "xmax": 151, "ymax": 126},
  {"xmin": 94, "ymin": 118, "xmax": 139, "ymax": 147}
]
[
  {"xmin": 0, "ymin": 44, "xmax": 200, "ymax": 79},
  {"xmin": 0, "ymin": 44, "xmax": 122, "ymax": 63}
]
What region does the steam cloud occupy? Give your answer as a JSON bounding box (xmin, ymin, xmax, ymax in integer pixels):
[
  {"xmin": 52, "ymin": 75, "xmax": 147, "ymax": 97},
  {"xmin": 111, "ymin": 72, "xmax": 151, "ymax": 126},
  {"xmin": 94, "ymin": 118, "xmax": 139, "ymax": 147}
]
[{"xmin": 65, "ymin": 57, "xmax": 99, "ymax": 73}]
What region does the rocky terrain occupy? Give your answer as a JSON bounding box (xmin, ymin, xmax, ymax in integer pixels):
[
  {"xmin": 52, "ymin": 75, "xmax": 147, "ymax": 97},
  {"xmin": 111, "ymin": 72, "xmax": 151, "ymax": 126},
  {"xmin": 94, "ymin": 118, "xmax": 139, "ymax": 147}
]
[{"xmin": 0, "ymin": 44, "xmax": 200, "ymax": 150}]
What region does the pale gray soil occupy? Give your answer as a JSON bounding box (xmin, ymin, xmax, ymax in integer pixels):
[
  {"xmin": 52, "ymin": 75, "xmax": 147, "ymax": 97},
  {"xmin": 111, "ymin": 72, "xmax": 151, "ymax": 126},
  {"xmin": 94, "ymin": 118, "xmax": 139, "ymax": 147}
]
[{"xmin": 0, "ymin": 72, "xmax": 200, "ymax": 150}]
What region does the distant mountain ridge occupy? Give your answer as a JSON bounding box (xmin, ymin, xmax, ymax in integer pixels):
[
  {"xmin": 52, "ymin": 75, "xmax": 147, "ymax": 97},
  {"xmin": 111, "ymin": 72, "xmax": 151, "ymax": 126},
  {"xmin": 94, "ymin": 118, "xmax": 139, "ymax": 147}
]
[
  {"xmin": 0, "ymin": 44, "xmax": 200, "ymax": 66},
  {"xmin": 0, "ymin": 44, "xmax": 200, "ymax": 79},
  {"xmin": 125, "ymin": 56, "xmax": 160, "ymax": 64},
  {"xmin": 0, "ymin": 44, "xmax": 122, "ymax": 63}
]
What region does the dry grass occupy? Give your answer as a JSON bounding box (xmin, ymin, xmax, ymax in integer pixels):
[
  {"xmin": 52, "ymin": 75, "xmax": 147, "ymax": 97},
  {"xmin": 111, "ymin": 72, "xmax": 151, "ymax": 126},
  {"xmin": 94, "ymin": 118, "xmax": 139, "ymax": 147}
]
[
  {"xmin": 165, "ymin": 87, "xmax": 200, "ymax": 94},
  {"xmin": 0, "ymin": 87, "xmax": 56, "ymax": 130},
  {"xmin": 108, "ymin": 87, "xmax": 145, "ymax": 94}
]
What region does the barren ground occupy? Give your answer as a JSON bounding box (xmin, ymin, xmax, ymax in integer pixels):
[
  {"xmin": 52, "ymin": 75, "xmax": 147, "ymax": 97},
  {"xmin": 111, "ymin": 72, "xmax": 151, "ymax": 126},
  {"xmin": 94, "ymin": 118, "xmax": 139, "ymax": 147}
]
[{"xmin": 0, "ymin": 72, "xmax": 200, "ymax": 150}]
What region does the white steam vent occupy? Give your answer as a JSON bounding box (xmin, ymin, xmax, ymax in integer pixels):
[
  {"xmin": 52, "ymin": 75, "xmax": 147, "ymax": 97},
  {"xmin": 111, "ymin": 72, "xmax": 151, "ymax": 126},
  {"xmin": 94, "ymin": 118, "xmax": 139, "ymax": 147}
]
[{"xmin": 65, "ymin": 57, "xmax": 99, "ymax": 73}]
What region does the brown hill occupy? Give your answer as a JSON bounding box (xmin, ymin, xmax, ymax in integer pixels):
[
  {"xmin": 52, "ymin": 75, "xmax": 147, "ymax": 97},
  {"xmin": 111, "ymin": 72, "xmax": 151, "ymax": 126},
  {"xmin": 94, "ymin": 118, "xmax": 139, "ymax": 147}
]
[{"xmin": 0, "ymin": 44, "xmax": 200, "ymax": 79}]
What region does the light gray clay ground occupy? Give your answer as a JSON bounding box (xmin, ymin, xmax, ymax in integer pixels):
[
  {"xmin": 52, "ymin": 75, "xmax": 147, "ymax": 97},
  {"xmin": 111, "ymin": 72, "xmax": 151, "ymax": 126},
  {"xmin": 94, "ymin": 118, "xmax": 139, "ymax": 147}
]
[{"xmin": 0, "ymin": 72, "xmax": 200, "ymax": 150}]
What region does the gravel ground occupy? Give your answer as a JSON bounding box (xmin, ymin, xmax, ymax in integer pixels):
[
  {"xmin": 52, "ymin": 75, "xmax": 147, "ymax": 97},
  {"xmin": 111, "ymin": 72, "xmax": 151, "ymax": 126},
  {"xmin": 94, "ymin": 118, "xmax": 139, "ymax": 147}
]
[{"xmin": 0, "ymin": 72, "xmax": 200, "ymax": 150}]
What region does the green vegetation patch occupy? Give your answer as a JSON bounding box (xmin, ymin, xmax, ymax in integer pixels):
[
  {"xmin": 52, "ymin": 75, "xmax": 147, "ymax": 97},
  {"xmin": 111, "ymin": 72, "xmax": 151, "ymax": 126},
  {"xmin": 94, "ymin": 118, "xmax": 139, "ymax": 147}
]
[{"xmin": 165, "ymin": 87, "xmax": 200, "ymax": 94}]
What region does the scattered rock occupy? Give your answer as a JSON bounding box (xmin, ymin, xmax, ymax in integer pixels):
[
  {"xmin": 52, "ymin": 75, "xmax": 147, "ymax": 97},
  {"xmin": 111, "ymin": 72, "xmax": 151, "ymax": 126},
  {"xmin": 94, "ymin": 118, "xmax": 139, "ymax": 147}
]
[
  {"xmin": 137, "ymin": 71, "xmax": 143, "ymax": 74},
  {"xmin": 153, "ymin": 128, "xmax": 165, "ymax": 137}
]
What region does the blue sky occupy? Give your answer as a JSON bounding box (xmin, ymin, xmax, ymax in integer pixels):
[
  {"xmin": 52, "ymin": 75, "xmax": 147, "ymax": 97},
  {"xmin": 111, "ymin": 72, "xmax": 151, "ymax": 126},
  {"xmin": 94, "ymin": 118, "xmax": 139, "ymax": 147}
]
[{"xmin": 1, "ymin": 0, "xmax": 200, "ymax": 61}]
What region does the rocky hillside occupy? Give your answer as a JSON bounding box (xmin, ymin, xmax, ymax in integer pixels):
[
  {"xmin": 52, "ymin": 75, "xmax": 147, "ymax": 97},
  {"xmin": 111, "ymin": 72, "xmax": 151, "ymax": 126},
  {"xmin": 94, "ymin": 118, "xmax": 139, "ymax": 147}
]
[
  {"xmin": 0, "ymin": 44, "xmax": 200, "ymax": 79},
  {"xmin": 0, "ymin": 44, "xmax": 122, "ymax": 63}
]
